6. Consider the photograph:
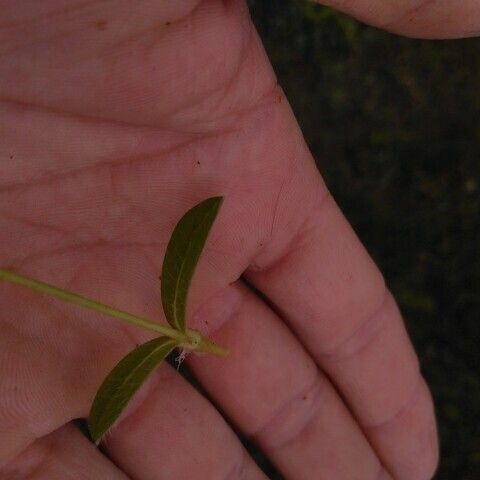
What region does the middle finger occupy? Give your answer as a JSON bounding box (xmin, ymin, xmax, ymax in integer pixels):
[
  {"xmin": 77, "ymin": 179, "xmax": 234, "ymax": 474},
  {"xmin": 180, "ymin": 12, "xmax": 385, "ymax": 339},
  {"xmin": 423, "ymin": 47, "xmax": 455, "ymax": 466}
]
[{"xmin": 186, "ymin": 281, "xmax": 392, "ymax": 479}]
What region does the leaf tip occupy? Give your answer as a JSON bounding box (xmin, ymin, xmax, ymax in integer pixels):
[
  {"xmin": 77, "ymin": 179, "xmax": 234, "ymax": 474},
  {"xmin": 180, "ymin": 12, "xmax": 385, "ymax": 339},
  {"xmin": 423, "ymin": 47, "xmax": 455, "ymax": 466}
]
[{"xmin": 210, "ymin": 195, "xmax": 224, "ymax": 208}]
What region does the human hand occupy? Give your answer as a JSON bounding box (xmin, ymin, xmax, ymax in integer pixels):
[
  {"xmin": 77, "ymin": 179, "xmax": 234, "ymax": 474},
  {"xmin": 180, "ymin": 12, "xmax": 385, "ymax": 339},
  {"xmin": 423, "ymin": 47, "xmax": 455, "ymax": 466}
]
[{"xmin": 1, "ymin": 1, "xmax": 464, "ymax": 478}]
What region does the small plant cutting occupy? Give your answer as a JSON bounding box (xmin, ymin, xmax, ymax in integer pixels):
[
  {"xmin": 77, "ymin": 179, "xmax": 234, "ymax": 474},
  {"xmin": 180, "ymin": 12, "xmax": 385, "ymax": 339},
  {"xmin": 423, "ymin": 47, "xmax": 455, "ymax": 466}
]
[{"xmin": 0, "ymin": 196, "xmax": 227, "ymax": 444}]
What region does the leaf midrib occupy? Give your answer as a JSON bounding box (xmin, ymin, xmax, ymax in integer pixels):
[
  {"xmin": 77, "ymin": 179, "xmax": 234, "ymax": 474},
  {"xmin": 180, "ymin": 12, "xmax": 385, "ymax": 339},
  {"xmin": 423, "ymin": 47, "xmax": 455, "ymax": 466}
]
[
  {"xmin": 94, "ymin": 339, "xmax": 177, "ymax": 433},
  {"xmin": 171, "ymin": 207, "xmax": 214, "ymax": 331}
]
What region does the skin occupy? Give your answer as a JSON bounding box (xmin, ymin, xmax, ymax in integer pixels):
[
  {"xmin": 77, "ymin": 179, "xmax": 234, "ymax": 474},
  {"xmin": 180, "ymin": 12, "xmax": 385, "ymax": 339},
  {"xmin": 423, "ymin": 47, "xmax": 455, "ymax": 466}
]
[{"xmin": 2, "ymin": 0, "xmax": 476, "ymax": 478}]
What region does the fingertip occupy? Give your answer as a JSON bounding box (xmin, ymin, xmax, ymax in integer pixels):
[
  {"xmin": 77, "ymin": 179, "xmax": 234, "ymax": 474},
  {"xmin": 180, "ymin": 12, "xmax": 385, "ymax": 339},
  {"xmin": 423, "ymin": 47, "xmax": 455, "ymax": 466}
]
[{"xmin": 367, "ymin": 378, "xmax": 439, "ymax": 480}]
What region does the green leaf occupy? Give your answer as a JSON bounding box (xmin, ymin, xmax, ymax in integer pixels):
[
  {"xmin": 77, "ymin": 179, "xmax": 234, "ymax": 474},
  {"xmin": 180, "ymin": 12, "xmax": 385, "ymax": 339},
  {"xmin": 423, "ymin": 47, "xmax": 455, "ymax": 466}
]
[
  {"xmin": 88, "ymin": 336, "xmax": 178, "ymax": 444},
  {"xmin": 161, "ymin": 196, "xmax": 223, "ymax": 332}
]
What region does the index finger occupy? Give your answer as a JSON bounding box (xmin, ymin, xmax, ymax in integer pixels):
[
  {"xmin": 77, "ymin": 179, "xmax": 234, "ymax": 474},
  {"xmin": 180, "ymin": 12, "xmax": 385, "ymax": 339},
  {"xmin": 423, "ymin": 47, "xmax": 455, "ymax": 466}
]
[
  {"xmin": 246, "ymin": 155, "xmax": 439, "ymax": 479},
  {"xmin": 318, "ymin": 0, "xmax": 480, "ymax": 39}
]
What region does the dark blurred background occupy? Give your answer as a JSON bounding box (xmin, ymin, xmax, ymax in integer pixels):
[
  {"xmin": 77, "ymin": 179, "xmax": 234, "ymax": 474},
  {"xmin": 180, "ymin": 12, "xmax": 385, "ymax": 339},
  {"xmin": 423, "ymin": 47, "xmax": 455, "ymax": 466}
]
[{"xmin": 246, "ymin": 1, "xmax": 480, "ymax": 478}]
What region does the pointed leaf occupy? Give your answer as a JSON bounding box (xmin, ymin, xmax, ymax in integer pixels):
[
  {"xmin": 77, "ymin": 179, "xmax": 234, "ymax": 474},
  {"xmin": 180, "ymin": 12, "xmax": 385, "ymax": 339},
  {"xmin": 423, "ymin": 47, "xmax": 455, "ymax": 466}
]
[
  {"xmin": 161, "ymin": 196, "xmax": 223, "ymax": 332},
  {"xmin": 88, "ymin": 336, "xmax": 178, "ymax": 444}
]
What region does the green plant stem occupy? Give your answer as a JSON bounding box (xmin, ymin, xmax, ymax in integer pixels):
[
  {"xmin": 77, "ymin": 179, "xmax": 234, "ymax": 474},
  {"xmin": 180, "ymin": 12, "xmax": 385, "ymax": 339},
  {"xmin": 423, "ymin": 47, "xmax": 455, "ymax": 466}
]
[
  {"xmin": 195, "ymin": 337, "xmax": 228, "ymax": 356},
  {"xmin": 0, "ymin": 268, "xmax": 228, "ymax": 356}
]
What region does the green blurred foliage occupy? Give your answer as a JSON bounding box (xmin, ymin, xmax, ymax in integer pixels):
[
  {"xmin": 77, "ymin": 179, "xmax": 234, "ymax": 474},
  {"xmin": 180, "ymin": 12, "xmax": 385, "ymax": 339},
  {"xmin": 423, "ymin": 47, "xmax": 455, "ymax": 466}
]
[{"xmin": 247, "ymin": 1, "xmax": 480, "ymax": 478}]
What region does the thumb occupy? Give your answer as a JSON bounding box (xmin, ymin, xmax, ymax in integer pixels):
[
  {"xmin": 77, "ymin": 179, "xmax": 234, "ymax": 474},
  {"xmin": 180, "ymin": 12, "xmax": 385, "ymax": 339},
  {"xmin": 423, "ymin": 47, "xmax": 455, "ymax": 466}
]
[{"xmin": 317, "ymin": 0, "xmax": 480, "ymax": 39}]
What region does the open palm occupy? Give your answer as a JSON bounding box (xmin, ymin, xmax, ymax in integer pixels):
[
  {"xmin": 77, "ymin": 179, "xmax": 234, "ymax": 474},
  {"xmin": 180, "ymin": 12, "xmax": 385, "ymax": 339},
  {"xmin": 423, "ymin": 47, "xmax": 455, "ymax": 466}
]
[{"xmin": 3, "ymin": 0, "xmax": 470, "ymax": 478}]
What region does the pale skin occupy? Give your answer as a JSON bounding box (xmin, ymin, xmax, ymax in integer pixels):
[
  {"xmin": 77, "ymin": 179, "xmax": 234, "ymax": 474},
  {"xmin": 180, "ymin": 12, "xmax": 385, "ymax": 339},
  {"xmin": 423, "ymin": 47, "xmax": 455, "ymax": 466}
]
[{"xmin": 1, "ymin": 1, "xmax": 475, "ymax": 478}]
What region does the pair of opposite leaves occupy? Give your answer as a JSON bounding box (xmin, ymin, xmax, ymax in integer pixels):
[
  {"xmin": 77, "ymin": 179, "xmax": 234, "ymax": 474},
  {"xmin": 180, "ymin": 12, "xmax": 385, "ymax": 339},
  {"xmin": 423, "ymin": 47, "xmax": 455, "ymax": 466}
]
[
  {"xmin": 0, "ymin": 197, "xmax": 224, "ymax": 444},
  {"xmin": 90, "ymin": 196, "xmax": 224, "ymax": 443}
]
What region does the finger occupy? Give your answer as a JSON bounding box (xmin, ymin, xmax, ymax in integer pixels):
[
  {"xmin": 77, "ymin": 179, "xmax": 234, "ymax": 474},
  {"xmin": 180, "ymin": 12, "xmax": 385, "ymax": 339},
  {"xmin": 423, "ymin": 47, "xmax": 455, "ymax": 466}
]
[
  {"xmin": 103, "ymin": 359, "xmax": 267, "ymax": 480},
  {"xmin": 317, "ymin": 0, "xmax": 480, "ymax": 39},
  {"xmin": 185, "ymin": 282, "xmax": 391, "ymax": 480},
  {"xmin": 0, "ymin": 423, "xmax": 129, "ymax": 479},
  {"xmin": 246, "ymin": 180, "xmax": 439, "ymax": 479}
]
